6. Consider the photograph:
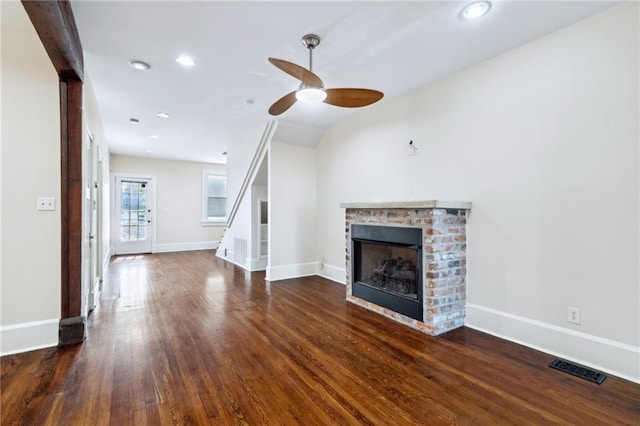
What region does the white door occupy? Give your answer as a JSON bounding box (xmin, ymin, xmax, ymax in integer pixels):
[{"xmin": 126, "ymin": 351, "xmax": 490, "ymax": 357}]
[{"xmin": 114, "ymin": 176, "xmax": 154, "ymax": 255}]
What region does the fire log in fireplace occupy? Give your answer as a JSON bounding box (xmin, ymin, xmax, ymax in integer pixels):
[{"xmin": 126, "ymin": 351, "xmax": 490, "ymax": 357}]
[{"xmin": 351, "ymin": 224, "xmax": 423, "ymax": 321}]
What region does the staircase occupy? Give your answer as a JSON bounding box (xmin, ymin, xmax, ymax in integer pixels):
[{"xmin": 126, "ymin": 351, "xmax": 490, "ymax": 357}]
[{"xmin": 216, "ymin": 121, "xmax": 277, "ymax": 268}]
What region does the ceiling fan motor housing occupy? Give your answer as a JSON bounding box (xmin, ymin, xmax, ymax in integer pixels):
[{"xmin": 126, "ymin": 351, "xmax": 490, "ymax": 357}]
[{"xmin": 301, "ymin": 34, "xmax": 321, "ymax": 50}]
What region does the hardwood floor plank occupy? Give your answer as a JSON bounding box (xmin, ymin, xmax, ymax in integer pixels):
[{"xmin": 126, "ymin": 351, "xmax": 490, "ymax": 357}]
[
  {"xmin": 262, "ymin": 282, "xmax": 529, "ymax": 424},
  {"xmin": 2, "ymin": 250, "xmax": 639, "ymax": 425}
]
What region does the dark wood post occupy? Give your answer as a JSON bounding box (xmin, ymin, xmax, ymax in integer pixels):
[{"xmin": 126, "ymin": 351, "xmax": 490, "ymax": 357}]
[
  {"xmin": 21, "ymin": 0, "xmax": 86, "ymax": 345},
  {"xmin": 59, "ymin": 78, "xmax": 85, "ymax": 344}
]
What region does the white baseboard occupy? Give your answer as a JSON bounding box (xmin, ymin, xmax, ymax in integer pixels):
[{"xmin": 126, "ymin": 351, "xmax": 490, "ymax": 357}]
[
  {"xmin": 88, "ymin": 275, "xmax": 101, "ymax": 311},
  {"xmin": 153, "ymin": 241, "xmax": 219, "ymax": 253},
  {"xmin": 266, "ymin": 262, "xmax": 319, "ymax": 282},
  {"xmin": 215, "ymin": 250, "xmax": 258, "ymax": 272},
  {"xmin": 215, "ymin": 248, "xmax": 232, "ymax": 258},
  {"xmin": 466, "ymin": 303, "xmax": 640, "ymax": 384},
  {"xmin": 102, "ymin": 248, "xmax": 111, "ymax": 275},
  {"xmin": 248, "ymin": 257, "xmax": 267, "ymax": 271},
  {"xmin": 317, "ymin": 263, "xmax": 346, "ymax": 285},
  {"xmin": 0, "ymin": 319, "xmax": 58, "ymax": 356},
  {"xmin": 215, "ymin": 249, "xmax": 234, "ymax": 264}
]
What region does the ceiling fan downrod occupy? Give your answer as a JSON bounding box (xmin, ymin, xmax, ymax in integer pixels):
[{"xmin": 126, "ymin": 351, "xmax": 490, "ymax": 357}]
[{"xmin": 301, "ymin": 34, "xmax": 320, "ymax": 73}]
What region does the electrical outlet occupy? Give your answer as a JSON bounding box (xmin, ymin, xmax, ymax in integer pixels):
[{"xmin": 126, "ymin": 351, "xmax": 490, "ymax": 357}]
[
  {"xmin": 37, "ymin": 197, "xmax": 56, "ymax": 211},
  {"xmin": 568, "ymin": 307, "xmax": 581, "ymax": 324}
]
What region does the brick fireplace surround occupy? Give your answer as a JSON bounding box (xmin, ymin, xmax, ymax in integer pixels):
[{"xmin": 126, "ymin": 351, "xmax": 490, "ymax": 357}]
[{"xmin": 341, "ymin": 201, "xmax": 472, "ymax": 336}]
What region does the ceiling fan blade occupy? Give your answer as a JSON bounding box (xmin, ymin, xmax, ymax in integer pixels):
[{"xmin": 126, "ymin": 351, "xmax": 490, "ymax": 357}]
[
  {"xmin": 268, "ymin": 58, "xmax": 323, "ymax": 87},
  {"xmin": 324, "ymin": 88, "xmax": 384, "ymax": 108},
  {"xmin": 268, "ymin": 91, "xmax": 297, "ymax": 116}
]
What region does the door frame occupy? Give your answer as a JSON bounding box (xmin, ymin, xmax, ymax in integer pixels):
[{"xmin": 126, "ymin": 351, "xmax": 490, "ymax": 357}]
[
  {"xmin": 111, "ymin": 172, "xmax": 157, "ymax": 255},
  {"xmin": 85, "ymin": 124, "xmax": 101, "ymax": 311}
]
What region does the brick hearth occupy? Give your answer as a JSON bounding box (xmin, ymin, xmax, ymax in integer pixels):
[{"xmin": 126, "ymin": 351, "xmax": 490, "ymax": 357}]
[{"xmin": 341, "ymin": 201, "xmax": 472, "ymax": 336}]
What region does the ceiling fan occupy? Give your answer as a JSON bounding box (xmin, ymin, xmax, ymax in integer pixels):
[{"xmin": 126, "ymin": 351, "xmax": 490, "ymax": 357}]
[{"xmin": 268, "ymin": 34, "xmax": 384, "ymax": 116}]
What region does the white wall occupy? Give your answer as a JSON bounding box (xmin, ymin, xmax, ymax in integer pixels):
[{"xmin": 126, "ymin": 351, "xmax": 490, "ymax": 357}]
[
  {"xmin": 110, "ymin": 155, "xmax": 224, "ymax": 252},
  {"xmin": 226, "ymin": 124, "xmax": 268, "ymax": 214},
  {"xmin": 316, "ymin": 3, "xmax": 639, "ymax": 381},
  {"xmin": 226, "ymin": 185, "xmax": 254, "ymax": 267},
  {"xmin": 83, "ymin": 72, "xmax": 111, "ymax": 311},
  {"xmin": 268, "ymin": 141, "xmax": 318, "ymax": 281},
  {"xmin": 0, "ymin": 2, "xmax": 61, "ymax": 354}
]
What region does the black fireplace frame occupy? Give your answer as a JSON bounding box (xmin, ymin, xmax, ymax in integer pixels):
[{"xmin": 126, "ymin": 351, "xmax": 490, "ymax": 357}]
[{"xmin": 351, "ymin": 224, "xmax": 423, "ymax": 321}]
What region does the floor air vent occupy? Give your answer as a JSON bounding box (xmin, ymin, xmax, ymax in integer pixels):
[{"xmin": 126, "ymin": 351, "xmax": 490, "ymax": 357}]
[{"xmin": 549, "ymin": 358, "xmax": 606, "ymax": 384}]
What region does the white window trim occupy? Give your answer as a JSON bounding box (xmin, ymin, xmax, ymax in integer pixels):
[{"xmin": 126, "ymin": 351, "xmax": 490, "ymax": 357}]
[{"xmin": 202, "ymin": 169, "xmax": 227, "ymax": 226}]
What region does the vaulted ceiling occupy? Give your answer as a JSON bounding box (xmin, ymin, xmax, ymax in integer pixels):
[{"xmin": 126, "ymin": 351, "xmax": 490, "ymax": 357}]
[{"xmin": 70, "ymin": 1, "xmax": 617, "ymax": 164}]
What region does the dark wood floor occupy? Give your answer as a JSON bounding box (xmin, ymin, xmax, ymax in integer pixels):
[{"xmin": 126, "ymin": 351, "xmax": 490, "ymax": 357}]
[{"xmin": 2, "ymin": 250, "xmax": 639, "ymax": 425}]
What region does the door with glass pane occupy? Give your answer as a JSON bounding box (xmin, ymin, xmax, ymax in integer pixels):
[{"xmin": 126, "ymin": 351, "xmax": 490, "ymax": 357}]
[{"xmin": 114, "ymin": 176, "xmax": 153, "ymax": 254}]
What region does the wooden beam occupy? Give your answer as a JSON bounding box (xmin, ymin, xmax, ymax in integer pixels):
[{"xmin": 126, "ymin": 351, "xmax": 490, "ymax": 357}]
[{"xmin": 21, "ymin": 0, "xmax": 84, "ymax": 81}]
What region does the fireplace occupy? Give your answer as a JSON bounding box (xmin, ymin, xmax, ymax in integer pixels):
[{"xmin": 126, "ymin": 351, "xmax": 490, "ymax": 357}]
[
  {"xmin": 351, "ymin": 225, "xmax": 423, "ymax": 321},
  {"xmin": 341, "ymin": 201, "xmax": 471, "ymax": 336}
]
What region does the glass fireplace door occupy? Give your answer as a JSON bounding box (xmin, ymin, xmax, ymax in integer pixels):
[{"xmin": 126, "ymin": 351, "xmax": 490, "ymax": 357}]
[
  {"xmin": 351, "ymin": 224, "xmax": 423, "ymax": 321},
  {"xmin": 355, "ymin": 242, "xmax": 419, "ymax": 300}
]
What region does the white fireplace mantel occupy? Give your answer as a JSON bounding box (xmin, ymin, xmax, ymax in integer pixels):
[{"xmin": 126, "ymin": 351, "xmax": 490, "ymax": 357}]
[{"xmin": 339, "ymin": 200, "xmax": 472, "ymax": 210}]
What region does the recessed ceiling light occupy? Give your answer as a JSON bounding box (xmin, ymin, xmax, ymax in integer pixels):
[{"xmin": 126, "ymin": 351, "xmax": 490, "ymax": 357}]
[
  {"xmin": 145, "ymin": 150, "xmax": 153, "ymax": 153},
  {"xmin": 245, "ymin": 99, "xmax": 255, "ymax": 105},
  {"xmin": 156, "ymin": 112, "xmax": 170, "ymax": 118},
  {"xmin": 176, "ymin": 55, "xmax": 195, "ymax": 67},
  {"xmin": 461, "ymin": 1, "xmax": 492, "ymax": 20},
  {"xmin": 128, "ymin": 60, "xmax": 151, "ymax": 71},
  {"xmin": 129, "ymin": 118, "xmax": 140, "ymax": 124},
  {"xmin": 149, "ymin": 135, "xmax": 159, "ymax": 139}
]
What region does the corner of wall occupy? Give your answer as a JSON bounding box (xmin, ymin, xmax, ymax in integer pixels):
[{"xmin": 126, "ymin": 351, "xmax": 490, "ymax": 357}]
[{"xmin": 317, "ymin": 263, "xmax": 346, "ymax": 285}]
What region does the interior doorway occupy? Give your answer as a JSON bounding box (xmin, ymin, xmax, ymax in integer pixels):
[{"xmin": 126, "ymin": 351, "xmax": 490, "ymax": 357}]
[
  {"xmin": 87, "ymin": 129, "xmax": 101, "ymax": 311},
  {"xmin": 258, "ymin": 200, "xmax": 268, "ymax": 258}
]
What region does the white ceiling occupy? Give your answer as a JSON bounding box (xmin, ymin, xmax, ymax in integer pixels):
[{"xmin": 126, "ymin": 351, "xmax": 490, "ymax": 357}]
[{"xmin": 70, "ymin": 1, "xmax": 617, "ymax": 164}]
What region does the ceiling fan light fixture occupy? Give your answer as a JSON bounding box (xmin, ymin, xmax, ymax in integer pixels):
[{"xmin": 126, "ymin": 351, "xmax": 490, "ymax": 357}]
[
  {"xmin": 296, "ymin": 85, "xmax": 327, "ymax": 103},
  {"xmin": 461, "ymin": 1, "xmax": 492, "ymax": 20}
]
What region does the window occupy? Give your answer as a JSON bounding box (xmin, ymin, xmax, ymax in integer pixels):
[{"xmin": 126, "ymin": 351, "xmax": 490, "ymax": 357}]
[
  {"xmin": 202, "ymin": 170, "xmax": 227, "ymax": 224},
  {"xmin": 120, "ymin": 180, "xmax": 148, "ymax": 240}
]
